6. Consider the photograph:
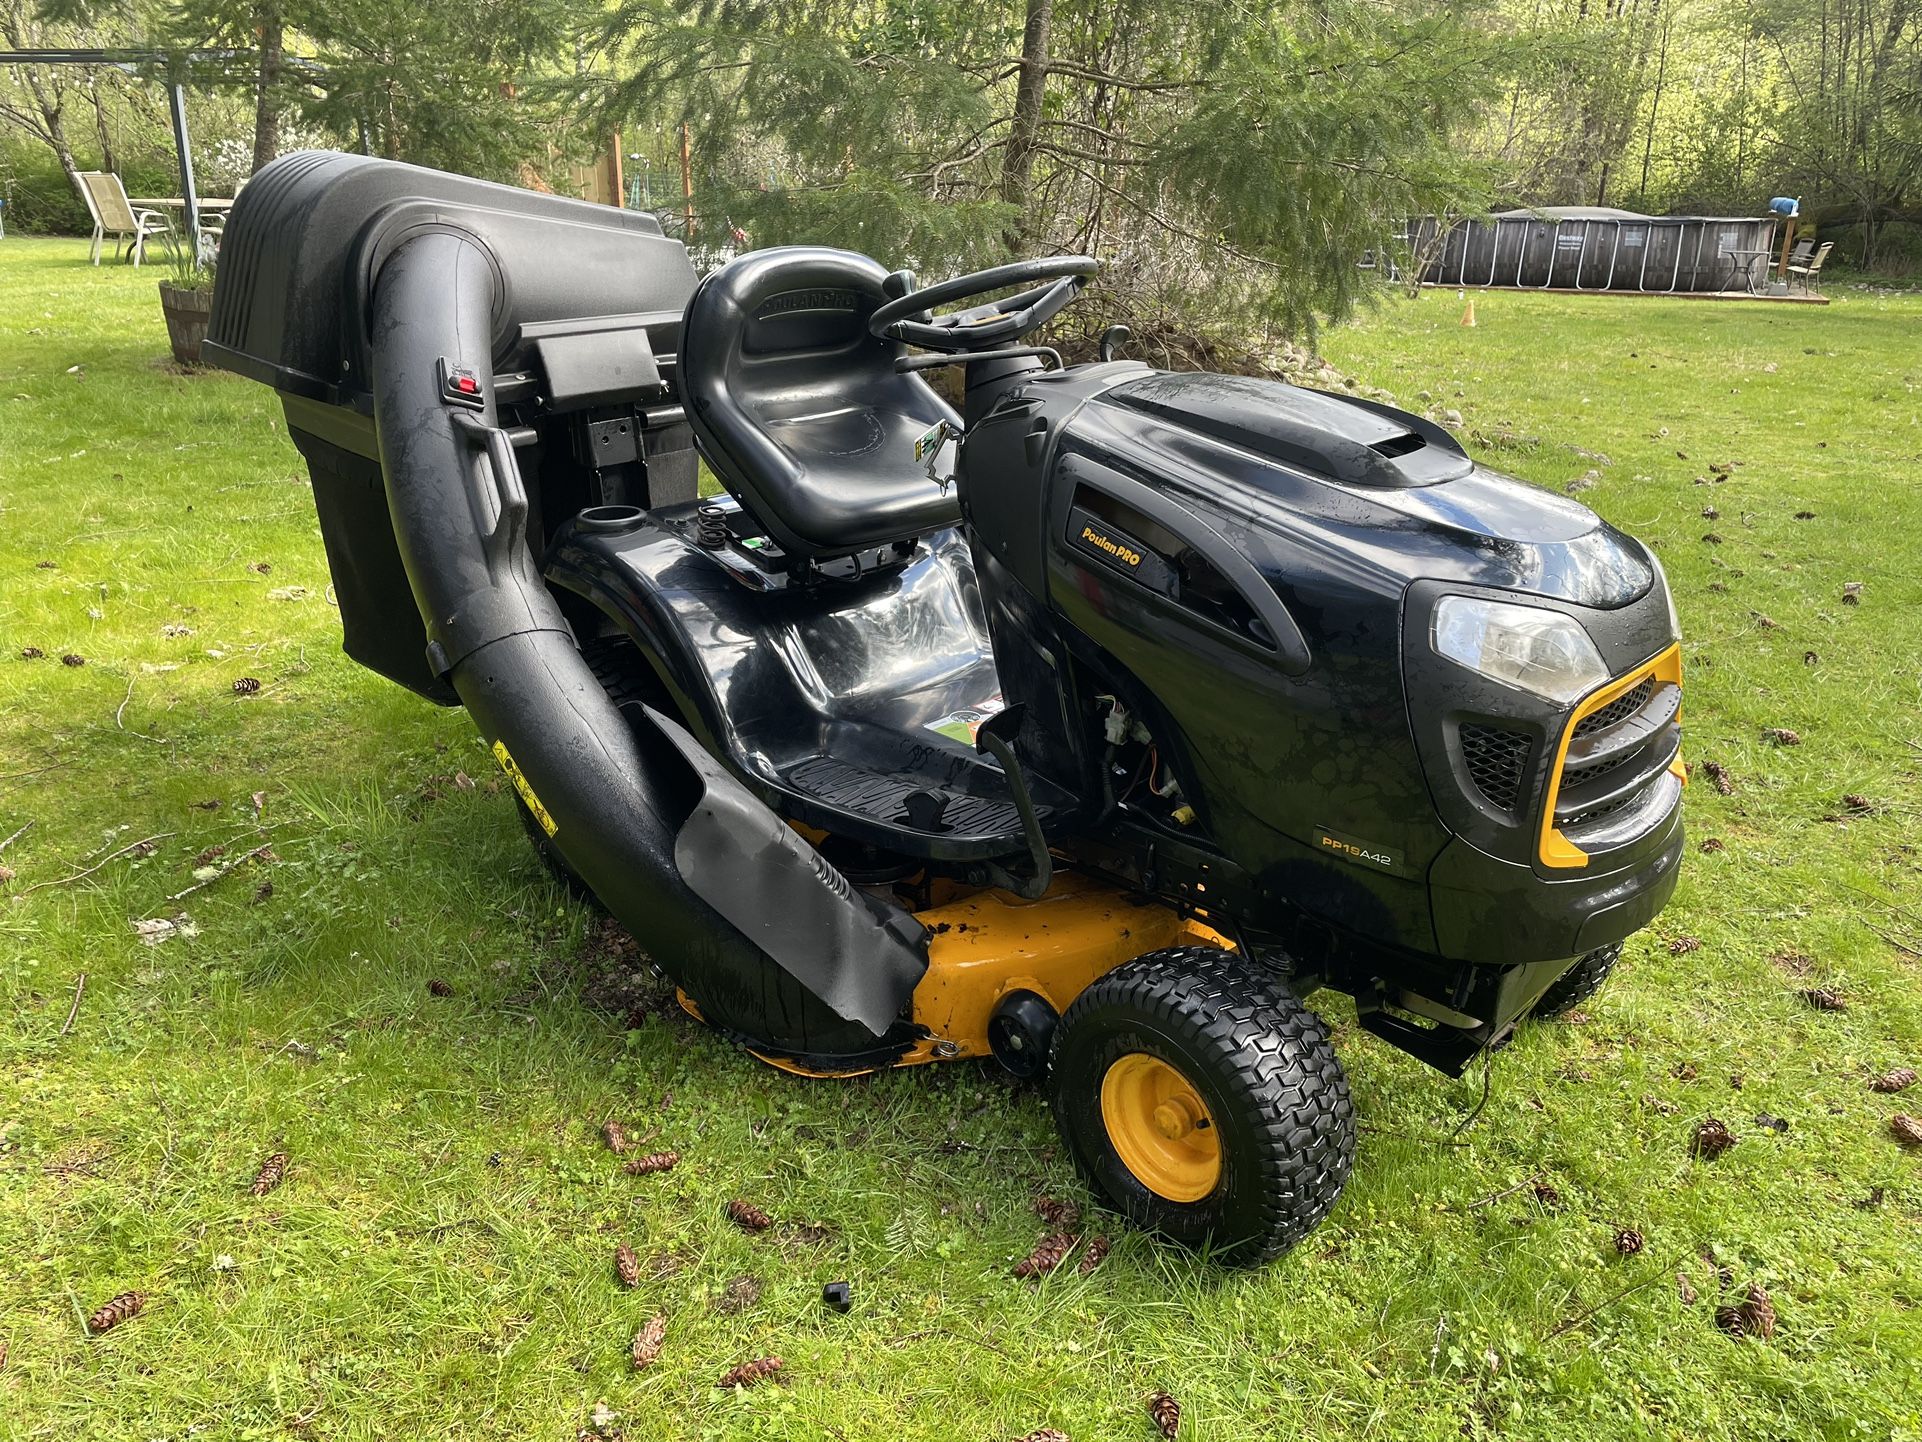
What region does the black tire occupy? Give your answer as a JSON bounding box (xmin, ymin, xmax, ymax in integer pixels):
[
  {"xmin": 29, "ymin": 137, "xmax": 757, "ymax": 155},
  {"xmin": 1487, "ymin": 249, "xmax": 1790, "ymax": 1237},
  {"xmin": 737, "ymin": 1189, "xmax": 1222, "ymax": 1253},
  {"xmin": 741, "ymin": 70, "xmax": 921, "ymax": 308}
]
[
  {"xmin": 511, "ymin": 634, "xmax": 668, "ymax": 906},
  {"xmin": 516, "ymin": 794, "xmax": 597, "ymax": 904},
  {"xmin": 1048, "ymin": 947, "xmax": 1355, "ymax": 1264},
  {"xmin": 1532, "ymin": 942, "xmax": 1622, "ymax": 1019}
]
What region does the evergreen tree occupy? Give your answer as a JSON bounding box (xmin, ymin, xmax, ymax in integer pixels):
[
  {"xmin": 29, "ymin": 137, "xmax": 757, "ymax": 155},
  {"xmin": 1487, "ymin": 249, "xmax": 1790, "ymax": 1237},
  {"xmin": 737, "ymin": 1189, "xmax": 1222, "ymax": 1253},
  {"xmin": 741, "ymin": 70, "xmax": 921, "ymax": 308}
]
[{"xmin": 587, "ymin": 0, "xmax": 1503, "ymax": 332}]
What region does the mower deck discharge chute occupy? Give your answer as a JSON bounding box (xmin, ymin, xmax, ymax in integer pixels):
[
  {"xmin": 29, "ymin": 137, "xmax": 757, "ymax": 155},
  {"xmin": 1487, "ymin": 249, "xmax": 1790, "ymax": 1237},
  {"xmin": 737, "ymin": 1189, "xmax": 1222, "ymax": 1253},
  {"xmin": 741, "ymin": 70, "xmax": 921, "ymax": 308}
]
[{"xmin": 207, "ymin": 152, "xmax": 1685, "ymax": 1262}]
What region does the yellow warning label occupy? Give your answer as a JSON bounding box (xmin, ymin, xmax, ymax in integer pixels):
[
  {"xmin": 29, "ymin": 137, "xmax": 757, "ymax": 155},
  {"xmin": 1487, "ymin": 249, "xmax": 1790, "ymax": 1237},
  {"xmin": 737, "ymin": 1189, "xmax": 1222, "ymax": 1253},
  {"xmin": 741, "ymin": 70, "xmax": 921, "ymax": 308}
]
[{"xmin": 492, "ymin": 740, "xmax": 557, "ymax": 836}]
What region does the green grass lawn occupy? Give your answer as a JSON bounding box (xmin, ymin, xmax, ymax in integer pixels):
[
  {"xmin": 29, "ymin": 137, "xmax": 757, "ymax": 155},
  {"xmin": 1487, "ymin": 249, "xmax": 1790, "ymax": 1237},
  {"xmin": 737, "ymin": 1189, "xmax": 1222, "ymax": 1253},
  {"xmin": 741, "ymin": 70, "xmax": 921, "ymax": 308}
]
[{"xmin": 3, "ymin": 236, "xmax": 1920, "ymax": 1441}]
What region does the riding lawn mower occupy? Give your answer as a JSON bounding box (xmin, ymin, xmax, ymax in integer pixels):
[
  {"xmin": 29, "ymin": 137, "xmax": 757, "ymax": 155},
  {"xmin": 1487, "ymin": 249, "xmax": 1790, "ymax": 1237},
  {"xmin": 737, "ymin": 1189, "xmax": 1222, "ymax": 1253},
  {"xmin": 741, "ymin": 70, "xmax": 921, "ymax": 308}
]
[{"xmin": 204, "ymin": 153, "xmax": 1685, "ymax": 1262}]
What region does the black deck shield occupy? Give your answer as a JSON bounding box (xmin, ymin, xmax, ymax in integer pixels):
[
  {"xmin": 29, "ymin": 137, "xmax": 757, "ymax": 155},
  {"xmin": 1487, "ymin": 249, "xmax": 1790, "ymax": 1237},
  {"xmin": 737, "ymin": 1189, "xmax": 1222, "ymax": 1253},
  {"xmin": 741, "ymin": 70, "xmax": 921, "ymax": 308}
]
[{"xmin": 363, "ymin": 227, "xmax": 927, "ymax": 1051}]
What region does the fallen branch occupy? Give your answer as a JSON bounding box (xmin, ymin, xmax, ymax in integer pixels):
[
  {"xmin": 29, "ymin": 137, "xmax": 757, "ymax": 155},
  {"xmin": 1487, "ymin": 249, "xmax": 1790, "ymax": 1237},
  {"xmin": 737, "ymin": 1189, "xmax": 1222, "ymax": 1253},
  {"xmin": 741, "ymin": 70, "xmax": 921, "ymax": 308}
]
[
  {"xmin": 0, "ymin": 821, "xmax": 31, "ymax": 854},
  {"xmin": 0, "ymin": 761, "xmax": 69, "ymax": 783},
  {"xmin": 111, "ymin": 677, "xmax": 167, "ymax": 744},
  {"xmin": 60, "ymin": 972, "xmax": 87, "ymax": 1035},
  {"xmin": 1461, "ymin": 1175, "xmax": 1543, "ymax": 1210},
  {"xmin": 153, "ymin": 843, "xmax": 274, "ymax": 910},
  {"xmin": 1546, "ymin": 1261, "xmax": 1672, "ymax": 1340},
  {"xmin": 14, "ymin": 833, "xmax": 174, "ymax": 898},
  {"xmin": 1869, "ymin": 925, "xmax": 1922, "ymax": 960}
]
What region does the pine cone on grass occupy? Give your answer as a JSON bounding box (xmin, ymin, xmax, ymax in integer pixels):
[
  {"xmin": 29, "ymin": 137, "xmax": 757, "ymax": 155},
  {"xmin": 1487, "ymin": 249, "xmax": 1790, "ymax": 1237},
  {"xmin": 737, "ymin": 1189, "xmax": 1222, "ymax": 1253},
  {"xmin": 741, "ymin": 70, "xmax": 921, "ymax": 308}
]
[
  {"xmin": 1077, "ymin": 1235, "xmax": 1111, "ymax": 1274},
  {"xmin": 232, "ymin": 676, "xmax": 261, "ymax": 696},
  {"xmin": 1692, "ymin": 1117, "xmax": 1737, "ymax": 1160},
  {"xmin": 601, "ymin": 1121, "xmax": 628, "ymax": 1155},
  {"xmin": 1890, "ymin": 1114, "xmax": 1922, "ymax": 1147},
  {"xmin": 630, "ymin": 1315, "xmax": 666, "ymax": 1371},
  {"xmin": 1016, "ymin": 1431, "xmax": 1069, "ymax": 1442},
  {"xmin": 1147, "ymin": 1390, "xmax": 1181, "ymax": 1439},
  {"xmin": 1716, "ymin": 1284, "xmax": 1777, "ymax": 1340},
  {"xmin": 727, "ymin": 1199, "xmax": 773, "ymax": 1233},
  {"xmin": 87, "ymin": 1291, "xmax": 147, "ymax": 1334},
  {"xmin": 716, "ymin": 1356, "xmax": 783, "ymax": 1389},
  {"xmin": 1033, "ymin": 1195, "xmax": 1081, "ymax": 1230},
  {"xmin": 426, "ymin": 977, "xmax": 453, "ymax": 997},
  {"xmin": 1799, "ymin": 986, "xmax": 1847, "ymax": 1012},
  {"xmin": 248, "ymin": 1151, "xmax": 289, "ymax": 1197},
  {"xmin": 1613, "ymin": 1227, "xmax": 1646, "ymax": 1257},
  {"xmin": 1013, "ymin": 1232, "xmax": 1076, "ymax": 1279},
  {"xmin": 1869, "ymin": 1068, "xmax": 1916, "ymax": 1094},
  {"xmin": 624, "ymin": 1151, "xmax": 679, "ymax": 1176},
  {"xmin": 614, "ymin": 1243, "xmax": 640, "ymax": 1289}
]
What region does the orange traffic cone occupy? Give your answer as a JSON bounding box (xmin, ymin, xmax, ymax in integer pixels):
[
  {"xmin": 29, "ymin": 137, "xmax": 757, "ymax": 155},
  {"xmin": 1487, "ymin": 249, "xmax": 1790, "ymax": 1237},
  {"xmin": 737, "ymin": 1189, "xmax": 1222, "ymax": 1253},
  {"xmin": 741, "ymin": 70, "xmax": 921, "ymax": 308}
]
[{"xmin": 1460, "ymin": 296, "xmax": 1477, "ymax": 327}]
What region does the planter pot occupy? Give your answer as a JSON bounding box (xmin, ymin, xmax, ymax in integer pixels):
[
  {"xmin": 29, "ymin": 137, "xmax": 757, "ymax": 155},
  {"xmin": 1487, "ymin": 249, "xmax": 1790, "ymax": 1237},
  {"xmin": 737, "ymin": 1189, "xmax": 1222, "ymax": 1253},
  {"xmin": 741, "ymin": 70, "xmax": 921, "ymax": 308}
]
[{"xmin": 158, "ymin": 281, "xmax": 214, "ymax": 366}]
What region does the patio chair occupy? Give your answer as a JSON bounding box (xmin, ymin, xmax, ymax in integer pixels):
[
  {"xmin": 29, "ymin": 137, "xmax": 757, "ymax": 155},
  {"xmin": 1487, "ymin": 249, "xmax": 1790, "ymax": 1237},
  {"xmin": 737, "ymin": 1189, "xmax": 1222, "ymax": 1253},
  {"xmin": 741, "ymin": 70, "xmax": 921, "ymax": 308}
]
[
  {"xmin": 75, "ymin": 171, "xmax": 171, "ymax": 266},
  {"xmin": 1786, "ymin": 240, "xmax": 1834, "ymax": 294}
]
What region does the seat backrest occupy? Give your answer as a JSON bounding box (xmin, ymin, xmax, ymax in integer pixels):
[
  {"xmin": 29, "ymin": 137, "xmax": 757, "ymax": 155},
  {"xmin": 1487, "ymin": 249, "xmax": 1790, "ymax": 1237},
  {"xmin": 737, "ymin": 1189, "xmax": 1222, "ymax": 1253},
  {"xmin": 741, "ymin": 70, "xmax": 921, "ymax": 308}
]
[
  {"xmin": 680, "ymin": 246, "xmax": 960, "ymax": 558},
  {"xmin": 1809, "ymin": 242, "xmax": 1834, "ymax": 268},
  {"xmin": 1788, "ymin": 238, "xmax": 1815, "ymax": 264},
  {"xmin": 72, "ymin": 171, "xmax": 106, "ymax": 227},
  {"xmin": 82, "ymin": 172, "xmax": 137, "ymax": 232}
]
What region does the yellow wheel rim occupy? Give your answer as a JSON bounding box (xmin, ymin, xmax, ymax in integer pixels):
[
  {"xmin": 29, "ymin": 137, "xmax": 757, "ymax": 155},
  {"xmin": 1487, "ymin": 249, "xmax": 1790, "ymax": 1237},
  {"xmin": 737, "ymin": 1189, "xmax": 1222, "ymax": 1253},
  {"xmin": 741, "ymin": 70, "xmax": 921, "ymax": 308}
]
[{"xmin": 1099, "ymin": 1052, "xmax": 1222, "ymax": 1202}]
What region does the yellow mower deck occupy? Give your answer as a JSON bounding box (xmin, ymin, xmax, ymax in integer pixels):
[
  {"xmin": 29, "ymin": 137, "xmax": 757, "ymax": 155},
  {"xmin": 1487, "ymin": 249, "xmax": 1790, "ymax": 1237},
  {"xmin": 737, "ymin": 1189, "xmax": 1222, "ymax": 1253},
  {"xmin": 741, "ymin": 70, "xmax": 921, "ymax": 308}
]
[{"xmin": 679, "ymin": 874, "xmax": 1230, "ymax": 1077}]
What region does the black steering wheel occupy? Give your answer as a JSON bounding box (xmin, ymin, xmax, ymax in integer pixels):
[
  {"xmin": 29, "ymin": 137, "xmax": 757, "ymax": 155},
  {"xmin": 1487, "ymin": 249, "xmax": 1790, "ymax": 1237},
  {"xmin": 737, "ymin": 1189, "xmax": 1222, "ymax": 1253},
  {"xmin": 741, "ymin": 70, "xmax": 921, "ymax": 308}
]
[{"xmin": 869, "ymin": 256, "xmax": 1099, "ymax": 353}]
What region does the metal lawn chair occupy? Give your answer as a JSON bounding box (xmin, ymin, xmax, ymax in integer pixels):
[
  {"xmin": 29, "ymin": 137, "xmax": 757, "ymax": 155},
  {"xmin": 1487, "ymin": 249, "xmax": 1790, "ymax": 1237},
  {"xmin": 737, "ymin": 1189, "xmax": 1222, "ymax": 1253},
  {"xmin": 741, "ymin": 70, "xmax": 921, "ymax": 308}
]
[
  {"xmin": 1786, "ymin": 241, "xmax": 1833, "ymax": 294},
  {"xmin": 75, "ymin": 171, "xmax": 172, "ymax": 266}
]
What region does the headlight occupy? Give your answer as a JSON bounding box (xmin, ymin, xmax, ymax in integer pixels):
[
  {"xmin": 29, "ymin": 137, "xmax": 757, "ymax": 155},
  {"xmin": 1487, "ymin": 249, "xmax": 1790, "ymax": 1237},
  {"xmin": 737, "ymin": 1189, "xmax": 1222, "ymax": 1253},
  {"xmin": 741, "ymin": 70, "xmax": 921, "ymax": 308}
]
[{"xmin": 1431, "ymin": 596, "xmax": 1608, "ymax": 705}]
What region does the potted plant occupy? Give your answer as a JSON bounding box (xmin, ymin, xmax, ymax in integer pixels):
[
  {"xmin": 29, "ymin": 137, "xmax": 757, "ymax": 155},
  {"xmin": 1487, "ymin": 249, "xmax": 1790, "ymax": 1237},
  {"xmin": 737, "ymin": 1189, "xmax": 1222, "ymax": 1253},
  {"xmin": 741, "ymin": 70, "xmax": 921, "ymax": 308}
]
[{"xmin": 157, "ymin": 232, "xmax": 215, "ymax": 367}]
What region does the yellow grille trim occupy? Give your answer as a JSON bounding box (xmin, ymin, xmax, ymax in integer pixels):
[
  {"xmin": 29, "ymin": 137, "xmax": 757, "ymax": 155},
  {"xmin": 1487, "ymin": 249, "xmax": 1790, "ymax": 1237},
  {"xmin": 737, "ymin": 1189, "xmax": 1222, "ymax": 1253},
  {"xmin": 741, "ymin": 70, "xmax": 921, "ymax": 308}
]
[{"xmin": 1538, "ymin": 642, "xmax": 1683, "ymax": 870}]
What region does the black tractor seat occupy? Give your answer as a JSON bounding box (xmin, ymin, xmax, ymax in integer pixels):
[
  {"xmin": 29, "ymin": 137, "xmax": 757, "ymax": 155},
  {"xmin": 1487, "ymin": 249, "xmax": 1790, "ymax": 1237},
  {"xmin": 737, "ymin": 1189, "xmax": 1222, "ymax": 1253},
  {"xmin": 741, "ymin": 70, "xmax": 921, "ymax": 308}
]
[{"xmin": 680, "ymin": 247, "xmax": 962, "ymax": 561}]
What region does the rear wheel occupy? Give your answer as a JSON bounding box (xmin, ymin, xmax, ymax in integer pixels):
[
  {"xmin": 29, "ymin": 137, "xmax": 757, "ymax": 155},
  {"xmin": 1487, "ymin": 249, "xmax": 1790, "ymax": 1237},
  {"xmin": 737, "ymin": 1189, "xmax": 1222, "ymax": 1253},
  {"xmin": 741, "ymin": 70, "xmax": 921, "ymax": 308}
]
[
  {"xmin": 517, "ymin": 795, "xmax": 596, "ymax": 903},
  {"xmin": 1532, "ymin": 942, "xmax": 1623, "ymax": 1019},
  {"xmin": 511, "ymin": 634, "xmax": 667, "ymax": 906},
  {"xmin": 1048, "ymin": 947, "xmax": 1354, "ymax": 1264}
]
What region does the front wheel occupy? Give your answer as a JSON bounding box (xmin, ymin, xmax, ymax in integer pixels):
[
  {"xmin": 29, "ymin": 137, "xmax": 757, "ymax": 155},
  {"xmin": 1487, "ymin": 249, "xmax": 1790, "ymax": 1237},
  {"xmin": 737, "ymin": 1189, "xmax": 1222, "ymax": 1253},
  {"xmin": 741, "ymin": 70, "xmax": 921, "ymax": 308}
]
[
  {"xmin": 1531, "ymin": 942, "xmax": 1623, "ymax": 1019},
  {"xmin": 1048, "ymin": 947, "xmax": 1355, "ymax": 1264}
]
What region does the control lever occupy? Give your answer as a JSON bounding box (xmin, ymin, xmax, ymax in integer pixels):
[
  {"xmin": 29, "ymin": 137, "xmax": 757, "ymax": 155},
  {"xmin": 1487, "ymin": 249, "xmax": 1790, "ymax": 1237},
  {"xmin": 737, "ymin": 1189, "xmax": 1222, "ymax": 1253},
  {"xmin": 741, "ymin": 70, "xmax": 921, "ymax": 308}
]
[
  {"xmin": 973, "ymin": 705, "xmax": 1053, "ymax": 901},
  {"xmin": 1098, "ymin": 325, "xmax": 1133, "ymax": 363}
]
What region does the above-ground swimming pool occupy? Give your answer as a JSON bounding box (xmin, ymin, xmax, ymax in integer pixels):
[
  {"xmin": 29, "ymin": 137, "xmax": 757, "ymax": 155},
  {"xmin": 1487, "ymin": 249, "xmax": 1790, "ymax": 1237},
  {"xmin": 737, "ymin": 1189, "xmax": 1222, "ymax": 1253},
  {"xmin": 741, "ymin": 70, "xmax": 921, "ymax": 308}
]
[{"xmin": 1408, "ymin": 207, "xmax": 1780, "ymax": 293}]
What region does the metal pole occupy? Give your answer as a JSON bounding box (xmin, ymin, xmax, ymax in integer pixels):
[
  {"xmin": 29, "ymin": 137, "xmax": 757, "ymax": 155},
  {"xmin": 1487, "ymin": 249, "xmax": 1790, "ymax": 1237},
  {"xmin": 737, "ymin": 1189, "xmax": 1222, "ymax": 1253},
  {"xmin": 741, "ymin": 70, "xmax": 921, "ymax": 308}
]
[{"xmin": 167, "ymin": 80, "xmax": 202, "ymax": 266}]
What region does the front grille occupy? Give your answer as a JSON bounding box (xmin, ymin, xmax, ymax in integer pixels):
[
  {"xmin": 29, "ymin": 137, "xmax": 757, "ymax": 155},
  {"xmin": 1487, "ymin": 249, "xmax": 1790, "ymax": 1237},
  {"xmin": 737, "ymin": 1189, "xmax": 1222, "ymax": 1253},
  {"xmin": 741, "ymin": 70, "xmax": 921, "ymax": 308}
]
[
  {"xmin": 1460, "ymin": 723, "xmax": 1532, "ymax": 812},
  {"xmin": 1573, "ymin": 678, "xmax": 1653, "ymax": 739},
  {"xmin": 1563, "ymin": 789, "xmax": 1644, "ymax": 828},
  {"xmin": 1561, "ymin": 743, "xmax": 1643, "ymax": 791}
]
